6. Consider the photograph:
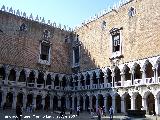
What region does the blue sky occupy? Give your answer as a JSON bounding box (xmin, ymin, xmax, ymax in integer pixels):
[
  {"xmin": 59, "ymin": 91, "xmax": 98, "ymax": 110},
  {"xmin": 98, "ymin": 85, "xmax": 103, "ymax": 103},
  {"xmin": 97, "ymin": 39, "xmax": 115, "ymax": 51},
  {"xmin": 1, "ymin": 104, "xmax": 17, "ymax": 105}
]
[{"xmin": 0, "ymin": 0, "xmax": 120, "ymax": 28}]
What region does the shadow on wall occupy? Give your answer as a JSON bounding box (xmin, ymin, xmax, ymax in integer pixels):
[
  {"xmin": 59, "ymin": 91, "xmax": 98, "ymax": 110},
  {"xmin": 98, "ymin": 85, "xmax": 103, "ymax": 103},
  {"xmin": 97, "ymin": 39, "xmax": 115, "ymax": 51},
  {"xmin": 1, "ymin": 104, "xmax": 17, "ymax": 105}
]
[{"xmin": 79, "ymin": 43, "xmax": 100, "ymax": 72}]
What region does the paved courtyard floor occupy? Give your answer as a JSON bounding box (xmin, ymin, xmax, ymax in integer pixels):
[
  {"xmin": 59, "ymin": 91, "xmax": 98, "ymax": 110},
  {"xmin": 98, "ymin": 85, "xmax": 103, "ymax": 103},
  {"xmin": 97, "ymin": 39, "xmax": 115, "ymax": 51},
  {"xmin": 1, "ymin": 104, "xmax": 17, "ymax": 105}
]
[{"xmin": 0, "ymin": 109, "xmax": 159, "ymax": 120}]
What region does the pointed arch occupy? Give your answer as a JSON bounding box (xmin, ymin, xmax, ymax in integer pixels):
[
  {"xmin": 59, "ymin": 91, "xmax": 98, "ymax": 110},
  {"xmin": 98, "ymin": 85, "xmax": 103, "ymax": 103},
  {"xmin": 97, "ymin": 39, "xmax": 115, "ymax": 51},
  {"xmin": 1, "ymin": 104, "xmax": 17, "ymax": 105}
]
[
  {"xmin": 123, "ymin": 65, "xmax": 131, "ymax": 81},
  {"xmin": 18, "ymin": 69, "xmax": 26, "ymax": 82},
  {"xmin": 86, "ymin": 72, "xmax": 90, "ymax": 85},
  {"xmin": 8, "ymin": 69, "xmax": 16, "ymax": 81},
  {"xmin": 46, "ymin": 74, "xmax": 52, "ymax": 85},
  {"xmin": 134, "ymin": 63, "xmax": 142, "ymax": 79},
  {"xmin": 99, "ymin": 70, "xmax": 104, "ymax": 84}
]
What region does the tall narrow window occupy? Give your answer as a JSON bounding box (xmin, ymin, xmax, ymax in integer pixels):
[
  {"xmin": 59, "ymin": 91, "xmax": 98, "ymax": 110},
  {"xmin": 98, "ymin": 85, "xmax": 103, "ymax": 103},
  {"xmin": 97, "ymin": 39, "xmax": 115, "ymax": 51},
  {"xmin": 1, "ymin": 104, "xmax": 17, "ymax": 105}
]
[
  {"xmin": 110, "ymin": 27, "xmax": 123, "ymax": 58},
  {"xmin": 112, "ymin": 32, "xmax": 120, "ymax": 52},
  {"xmin": 39, "ymin": 41, "xmax": 51, "ymax": 65},
  {"xmin": 40, "ymin": 42, "xmax": 50, "ymax": 61}
]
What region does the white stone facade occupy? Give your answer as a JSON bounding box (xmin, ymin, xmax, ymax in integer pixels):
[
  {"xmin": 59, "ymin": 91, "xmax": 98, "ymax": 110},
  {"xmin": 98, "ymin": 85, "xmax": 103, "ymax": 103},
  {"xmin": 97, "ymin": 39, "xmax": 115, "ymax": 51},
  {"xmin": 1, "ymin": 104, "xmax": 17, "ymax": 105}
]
[{"xmin": 0, "ymin": 55, "xmax": 160, "ymax": 115}]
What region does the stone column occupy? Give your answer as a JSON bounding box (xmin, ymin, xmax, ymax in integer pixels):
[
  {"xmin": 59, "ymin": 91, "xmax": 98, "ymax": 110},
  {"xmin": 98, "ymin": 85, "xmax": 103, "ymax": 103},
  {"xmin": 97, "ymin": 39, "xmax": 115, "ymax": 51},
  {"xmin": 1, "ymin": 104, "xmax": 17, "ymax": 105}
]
[
  {"xmin": 155, "ymin": 67, "xmax": 158, "ymax": 83},
  {"xmin": 58, "ymin": 97, "xmax": 61, "ymax": 108},
  {"xmin": 90, "ymin": 77, "xmax": 93, "ymax": 89},
  {"xmin": 23, "ymin": 95, "xmax": 27, "ymax": 109},
  {"xmin": 141, "ymin": 69, "xmax": 146, "ymax": 85},
  {"xmin": 50, "ymin": 96, "xmax": 53, "ymax": 110},
  {"xmin": 33, "ymin": 95, "xmax": 36, "ymax": 108},
  {"xmin": 66, "ymin": 97, "xmax": 69, "ymax": 110},
  {"xmin": 104, "ymin": 96, "xmax": 107, "ymax": 113},
  {"xmin": 52, "ymin": 80, "xmax": 54, "ymax": 89},
  {"xmin": 104, "ymin": 74, "xmax": 108, "ymax": 88},
  {"xmin": 5, "ymin": 70, "xmax": 9, "ymax": 85},
  {"xmin": 72, "ymin": 97, "xmax": 74, "ymax": 111},
  {"xmin": 131, "ymin": 96, "xmax": 135, "ymax": 110},
  {"xmin": 142, "ymin": 97, "xmax": 147, "ymax": 111},
  {"xmin": 78, "ymin": 80, "xmax": 81, "ymax": 90},
  {"xmin": 16, "ymin": 72, "xmax": 20, "ymax": 85},
  {"xmin": 155, "ymin": 95, "xmax": 160, "ymax": 115},
  {"xmin": 112, "ymin": 72, "xmax": 115, "ymax": 87},
  {"xmin": 2, "ymin": 91, "xmax": 7, "ymax": 107},
  {"xmin": 35, "ymin": 73, "xmax": 38, "ymax": 88},
  {"xmin": 77, "ymin": 96, "xmax": 80, "ymax": 106},
  {"xmin": 112, "ymin": 95, "xmax": 116, "ymax": 113},
  {"xmin": 97, "ymin": 77, "xmax": 100, "ymax": 89},
  {"xmin": 83, "ymin": 96, "xmax": 85, "ymax": 111},
  {"xmin": 106, "ymin": 96, "xmax": 109, "ymax": 113},
  {"xmin": 96, "ymin": 95, "xmax": 98, "ymax": 111},
  {"xmin": 12, "ymin": 93, "xmax": 17, "ymax": 109},
  {"xmin": 153, "ymin": 67, "xmax": 157, "ymax": 83},
  {"xmin": 121, "ymin": 72, "xmax": 125, "ymax": 87},
  {"xmin": 121, "ymin": 97, "xmax": 125, "ymax": 113},
  {"xmin": 131, "ymin": 70, "xmax": 135, "ymax": 85},
  {"xmin": 26, "ymin": 72, "xmax": 30, "ymax": 87},
  {"xmin": 89, "ymin": 96, "xmax": 92, "ymax": 111},
  {"xmin": 44, "ymin": 75, "xmax": 47, "ymax": 88},
  {"xmin": 42, "ymin": 96, "xmax": 45, "ymax": 110}
]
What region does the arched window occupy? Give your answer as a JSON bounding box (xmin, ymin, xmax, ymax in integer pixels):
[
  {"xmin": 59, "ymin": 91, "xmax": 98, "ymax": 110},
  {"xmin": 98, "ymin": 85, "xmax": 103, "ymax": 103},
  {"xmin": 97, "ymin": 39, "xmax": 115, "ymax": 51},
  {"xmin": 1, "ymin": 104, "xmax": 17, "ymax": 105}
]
[
  {"xmin": 28, "ymin": 71, "xmax": 35, "ymax": 83},
  {"xmin": 92, "ymin": 72, "xmax": 97, "ymax": 84},
  {"xmin": 8, "ymin": 69, "xmax": 16, "ymax": 81},
  {"xmin": 134, "ymin": 64, "xmax": 142, "ymax": 79},
  {"xmin": 99, "ymin": 71, "xmax": 104, "ymax": 84},
  {"xmin": 54, "ymin": 74, "xmax": 59, "ymax": 87},
  {"xmin": 18, "ymin": 70, "xmax": 26, "ymax": 82},
  {"xmin": 46, "ymin": 74, "xmax": 52, "ymax": 85},
  {"xmin": 69, "ymin": 76, "xmax": 73, "ymax": 87},
  {"xmin": 80, "ymin": 74, "xmax": 85, "ymax": 86},
  {"xmin": 37, "ymin": 72, "xmax": 44, "ymax": 84},
  {"xmin": 62, "ymin": 76, "xmax": 67, "ymax": 88},
  {"xmin": 40, "ymin": 42, "xmax": 50, "ymax": 61},
  {"xmin": 86, "ymin": 73, "xmax": 90, "ymax": 85},
  {"xmin": 124, "ymin": 65, "xmax": 131, "ymax": 81},
  {"xmin": 106, "ymin": 68, "xmax": 112, "ymax": 83},
  {"xmin": 145, "ymin": 62, "xmax": 154, "ymax": 78},
  {"xmin": 114, "ymin": 67, "xmax": 121, "ymax": 82}
]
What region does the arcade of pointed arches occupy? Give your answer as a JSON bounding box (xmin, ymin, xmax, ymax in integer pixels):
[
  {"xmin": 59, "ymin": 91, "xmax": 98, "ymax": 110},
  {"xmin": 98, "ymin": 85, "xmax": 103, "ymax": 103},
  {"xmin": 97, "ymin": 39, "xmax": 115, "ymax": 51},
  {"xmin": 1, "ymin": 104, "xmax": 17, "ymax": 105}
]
[{"xmin": 0, "ymin": 56, "xmax": 160, "ymax": 114}]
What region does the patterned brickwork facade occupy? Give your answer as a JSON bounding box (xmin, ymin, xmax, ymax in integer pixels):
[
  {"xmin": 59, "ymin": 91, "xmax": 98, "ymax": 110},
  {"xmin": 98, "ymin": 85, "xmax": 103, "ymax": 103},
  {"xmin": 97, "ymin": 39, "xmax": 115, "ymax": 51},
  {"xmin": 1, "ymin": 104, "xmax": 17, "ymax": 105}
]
[
  {"xmin": 76, "ymin": 0, "xmax": 160, "ymax": 71},
  {"xmin": 0, "ymin": 11, "xmax": 72, "ymax": 74}
]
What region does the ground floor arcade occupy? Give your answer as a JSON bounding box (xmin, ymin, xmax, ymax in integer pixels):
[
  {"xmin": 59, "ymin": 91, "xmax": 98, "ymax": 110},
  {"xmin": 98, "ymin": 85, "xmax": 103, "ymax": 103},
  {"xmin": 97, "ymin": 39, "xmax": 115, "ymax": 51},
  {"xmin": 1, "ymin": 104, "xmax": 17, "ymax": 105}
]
[{"xmin": 0, "ymin": 87, "xmax": 160, "ymax": 115}]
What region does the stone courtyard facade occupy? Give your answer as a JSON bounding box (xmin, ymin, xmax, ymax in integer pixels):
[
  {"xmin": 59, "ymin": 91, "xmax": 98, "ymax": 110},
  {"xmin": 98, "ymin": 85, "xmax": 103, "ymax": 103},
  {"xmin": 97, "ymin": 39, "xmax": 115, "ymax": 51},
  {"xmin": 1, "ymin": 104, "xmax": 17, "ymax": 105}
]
[{"xmin": 0, "ymin": 0, "xmax": 160, "ymax": 116}]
